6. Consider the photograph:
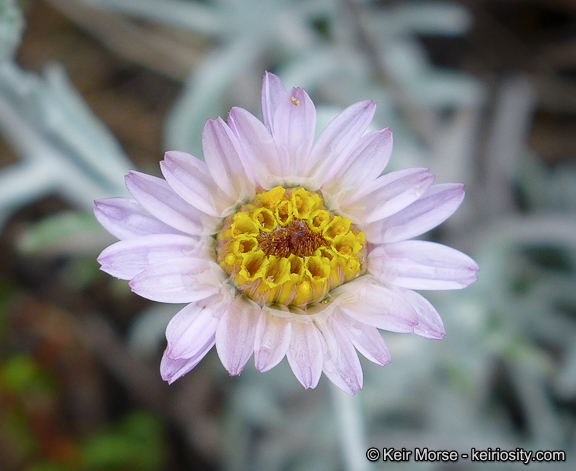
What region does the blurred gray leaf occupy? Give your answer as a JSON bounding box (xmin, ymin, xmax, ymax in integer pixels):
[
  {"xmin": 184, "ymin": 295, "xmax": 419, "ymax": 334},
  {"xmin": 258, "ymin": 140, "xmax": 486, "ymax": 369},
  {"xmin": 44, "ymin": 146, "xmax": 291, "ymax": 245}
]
[
  {"xmin": 0, "ymin": 0, "xmax": 23, "ymax": 61},
  {"xmin": 0, "ymin": 62, "xmax": 133, "ymax": 228}
]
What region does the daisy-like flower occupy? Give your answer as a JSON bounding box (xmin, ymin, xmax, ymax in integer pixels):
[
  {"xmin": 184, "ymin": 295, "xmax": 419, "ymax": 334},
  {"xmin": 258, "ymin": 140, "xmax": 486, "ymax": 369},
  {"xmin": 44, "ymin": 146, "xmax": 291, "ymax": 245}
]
[{"xmin": 95, "ymin": 72, "xmax": 478, "ymax": 395}]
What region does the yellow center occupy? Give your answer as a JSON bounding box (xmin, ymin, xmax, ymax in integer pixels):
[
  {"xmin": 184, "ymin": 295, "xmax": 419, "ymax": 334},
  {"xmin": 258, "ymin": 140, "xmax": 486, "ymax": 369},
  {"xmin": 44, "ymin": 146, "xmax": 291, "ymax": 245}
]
[{"xmin": 216, "ymin": 186, "xmax": 367, "ymax": 307}]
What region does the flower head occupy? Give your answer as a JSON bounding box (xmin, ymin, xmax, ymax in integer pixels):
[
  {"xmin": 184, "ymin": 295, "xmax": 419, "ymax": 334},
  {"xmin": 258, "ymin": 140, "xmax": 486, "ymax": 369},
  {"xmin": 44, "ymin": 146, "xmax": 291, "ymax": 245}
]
[{"xmin": 95, "ymin": 72, "xmax": 479, "ymax": 395}]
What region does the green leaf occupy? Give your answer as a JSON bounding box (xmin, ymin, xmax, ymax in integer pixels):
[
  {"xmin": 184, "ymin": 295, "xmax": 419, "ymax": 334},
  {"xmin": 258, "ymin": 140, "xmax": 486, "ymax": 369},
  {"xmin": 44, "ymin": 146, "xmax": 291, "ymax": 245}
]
[
  {"xmin": 1, "ymin": 354, "xmax": 55, "ymax": 395},
  {"xmin": 81, "ymin": 411, "xmax": 166, "ymax": 471}
]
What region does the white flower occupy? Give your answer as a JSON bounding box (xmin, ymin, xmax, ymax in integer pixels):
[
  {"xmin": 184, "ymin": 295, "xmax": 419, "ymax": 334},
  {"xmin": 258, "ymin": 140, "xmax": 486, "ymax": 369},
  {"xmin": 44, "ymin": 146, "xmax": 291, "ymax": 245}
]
[{"xmin": 95, "ymin": 72, "xmax": 479, "ymax": 395}]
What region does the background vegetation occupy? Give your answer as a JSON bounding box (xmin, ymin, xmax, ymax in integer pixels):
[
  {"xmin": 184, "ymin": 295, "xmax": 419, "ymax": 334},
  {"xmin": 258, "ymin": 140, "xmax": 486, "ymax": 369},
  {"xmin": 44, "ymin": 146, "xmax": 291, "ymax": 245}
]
[{"xmin": 1, "ymin": 1, "xmax": 575, "ymax": 469}]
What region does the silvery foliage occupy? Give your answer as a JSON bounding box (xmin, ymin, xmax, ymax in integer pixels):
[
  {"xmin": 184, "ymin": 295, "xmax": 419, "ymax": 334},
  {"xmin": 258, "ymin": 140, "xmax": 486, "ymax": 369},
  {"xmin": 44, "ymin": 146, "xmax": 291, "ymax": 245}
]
[
  {"xmin": 0, "ymin": 0, "xmax": 131, "ymax": 247},
  {"xmin": 1, "ymin": 1, "xmax": 575, "ymax": 470},
  {"xmin": 0, "ymin": 0, "xmax": 22, "ymax": 61}
]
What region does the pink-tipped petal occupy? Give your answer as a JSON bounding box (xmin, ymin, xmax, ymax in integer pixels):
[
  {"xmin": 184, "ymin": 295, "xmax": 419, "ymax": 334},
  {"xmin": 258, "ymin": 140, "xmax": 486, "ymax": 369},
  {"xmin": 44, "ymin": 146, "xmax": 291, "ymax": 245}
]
[
  {"xmin": 400, "ymin": 289, "xmax": 445, "ymax": 340},
  {"xmin": 165, "ymin": 303, "xmax": 220, "ymax": 359},
  {"xmin": 334, "ymin": 279, "xmax": 418, "ymax": 332},
  {"xmin": 336, "ymin": 311, "xmax": 391, "ymax": 366},
  {"xmin": 161, "ymin": 343, "xmax": 214, "ymax": 384},
  {"xmin": 215, "ymin": 297, "xmax": 260, "ymax": 376},
  {"xmin": 129, "ymin": 258, "xmax": 222, "ymax": 303},
  {"xmin": 272, "ymin": 87, "xmax": 316, "ymax": 176},
  {"xmin": 322, "ymin": 128, "xmax": 393, "ymax": 189},
  {"xmin": 365, "ymin": 183, "xmax": 465, "ymax": 243},
  {"xmin": 203, "ymin": 118, "xmax": 255, "ymax": 199},
  {"xmin": 160, "ymin": 151, "xmax": 226, "ymax": 217},
  {"xmin": 254, "ymin": 308, "xmax": 292, "ymax": 372},
  {"xmin": 125, "ymin": 170, "xmax": 210, "ymax": 233},
  {"xmin": 307, "ymin": 100, "xmax": 376, "ymax": 178},
  {"xmin": 341, "ymin": 168, "xmax": 435, "ymax": 224},
  {"xmin": 97, "ymin": 234, "xmax": 206, "ymax": 280},
  {"xmin": 369, "ymin": 241, "xmax": 479, "ymax": 290},
  {"xmin": 229, "ymin": 107, "xmax": 282, "ymax": 188},
  {"xmin": 262, "ymin": 71, "xmax": 288, "ymax": 131},
  {"xmin": 94, "ymin": 198, "xmax": 184, "ymax": 240},
  {"xmin": 286, "ymin": 320, "xmax": 323, "ymax": 389},
  {"xmin": 317, "ymin": 317, "xmax": 363, "ymax": 396}
]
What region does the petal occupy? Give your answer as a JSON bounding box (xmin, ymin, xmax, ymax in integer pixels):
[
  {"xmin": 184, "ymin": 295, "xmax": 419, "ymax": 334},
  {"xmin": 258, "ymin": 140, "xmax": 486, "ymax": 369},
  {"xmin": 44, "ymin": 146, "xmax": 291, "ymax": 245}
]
[
  {"xmin": 253, "ymin": 308, "xmax": 292, "ymax": 372},
  {"xmin": 334, "ymin": 278, "xmax": 418, "ymax": 332},
  {"xmin": 369, "ymin": 241, "xmax": 479, "ymax": 290},
  {"xmin": 98, "ymin": 234, "xmax": 206, "ymax": 280},
  {"xmin": 317, "ymin": 316, "xmax": 363, "ymax": 396},
  {"xmin": 215, "ymin": 297, "xmax": 260, "ymax": 376},
  {"xmin": 160, "ymin": 151, "xmax": 228, "ymax": 217},
  {"xmin": 335, "ymin": 311, "xmax": 391, "ymax": 366},
  {"xmin": 129, "ymin": 258, "xmax": 222, "ymax": 303},
  {"xmin": 262, "ymin": 71, "xmax": 288, "ymax": 131},
  {"xmin": 307, "ymin": 100, "xmax": 376, "ymax": 178},
  {"xmin": 165, "ymin": 302, "xmax": 220, "ymax": 359},
  {"xmin": 94, "ymin": 197, "xmax": 184, "ymax": 240},
  {"xmin": 160, "ymin": 343, "xmax": 214, "ymax": 384},
  {"xmin": 125, "ymin": 170, "xmax": 212, "ymax": 233},
  {"xmin": 364, "ymin": 183, "xmax": 465, "ymax": 243},
  {"xmin": 400, "ymin": 289, "xmax": 445, "ymax": 340},
  {"xmin": 228, "ymin": 107, "xmax": 282, "ymax": 188},
  {"xmin": 203, "ymin": 117, "xmax": 255, "ymax": 199},
  {"xmin": 272, "ymin": 87, "xmax": 316, "ymax": 175},
  {"xmin": 286, "ymin": 319, "xmax": 323, "ymax": 389},
  {"xmin": 322, "ymin": 128, "xmax": 393, "ymax": 189},
  {"xmin": 340, "ymin": 168, "xmax": 435, "ymax": 224}
]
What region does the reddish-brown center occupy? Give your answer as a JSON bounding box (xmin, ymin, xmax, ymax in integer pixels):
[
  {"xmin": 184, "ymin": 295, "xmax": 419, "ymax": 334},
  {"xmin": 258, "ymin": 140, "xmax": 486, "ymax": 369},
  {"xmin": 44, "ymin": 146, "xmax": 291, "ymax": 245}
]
[{"xmin": 257, "ymin": 219, "xmax": 326, "ymax": 258}]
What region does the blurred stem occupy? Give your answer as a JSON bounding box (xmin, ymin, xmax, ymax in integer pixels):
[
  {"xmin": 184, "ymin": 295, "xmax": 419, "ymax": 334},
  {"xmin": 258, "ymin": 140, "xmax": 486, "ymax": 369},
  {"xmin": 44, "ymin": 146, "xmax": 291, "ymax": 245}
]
[{"xmin": 331, "ymin": 386, "xmax": 369, "ymax": 471}]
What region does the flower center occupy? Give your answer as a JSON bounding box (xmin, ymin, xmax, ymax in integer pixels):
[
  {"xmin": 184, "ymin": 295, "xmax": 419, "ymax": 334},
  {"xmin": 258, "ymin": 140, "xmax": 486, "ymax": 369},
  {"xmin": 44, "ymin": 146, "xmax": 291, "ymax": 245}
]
[
  {"xmin": 216, "ymin": 186, "xmax": 367, "ymax": 307},
  {"xmin": 257, "ymin": 219, "xmax": 326, "ymax": 258}
]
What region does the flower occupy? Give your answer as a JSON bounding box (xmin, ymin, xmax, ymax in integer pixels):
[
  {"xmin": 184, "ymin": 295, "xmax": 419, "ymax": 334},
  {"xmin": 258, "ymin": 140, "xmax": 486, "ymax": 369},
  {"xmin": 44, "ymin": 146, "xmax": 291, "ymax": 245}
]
[{"xmin": 95, "ymin": 72, "xmax": 479, "ymax": 395}]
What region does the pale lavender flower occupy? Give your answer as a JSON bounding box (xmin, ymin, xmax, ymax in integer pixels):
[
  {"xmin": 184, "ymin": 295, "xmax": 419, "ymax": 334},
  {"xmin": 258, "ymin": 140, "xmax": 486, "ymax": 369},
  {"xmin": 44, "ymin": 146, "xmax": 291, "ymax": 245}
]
[{"xmin": 95, "ymin": 72, "xmax": 478, "ymax": 395}]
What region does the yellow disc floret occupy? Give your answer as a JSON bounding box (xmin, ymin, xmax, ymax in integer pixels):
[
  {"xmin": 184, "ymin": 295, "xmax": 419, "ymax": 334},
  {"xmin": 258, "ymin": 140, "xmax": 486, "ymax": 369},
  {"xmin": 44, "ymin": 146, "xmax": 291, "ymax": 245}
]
[{"xmin": 216, "ymin": 186, "xmax": 367, "ymax": 308}]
